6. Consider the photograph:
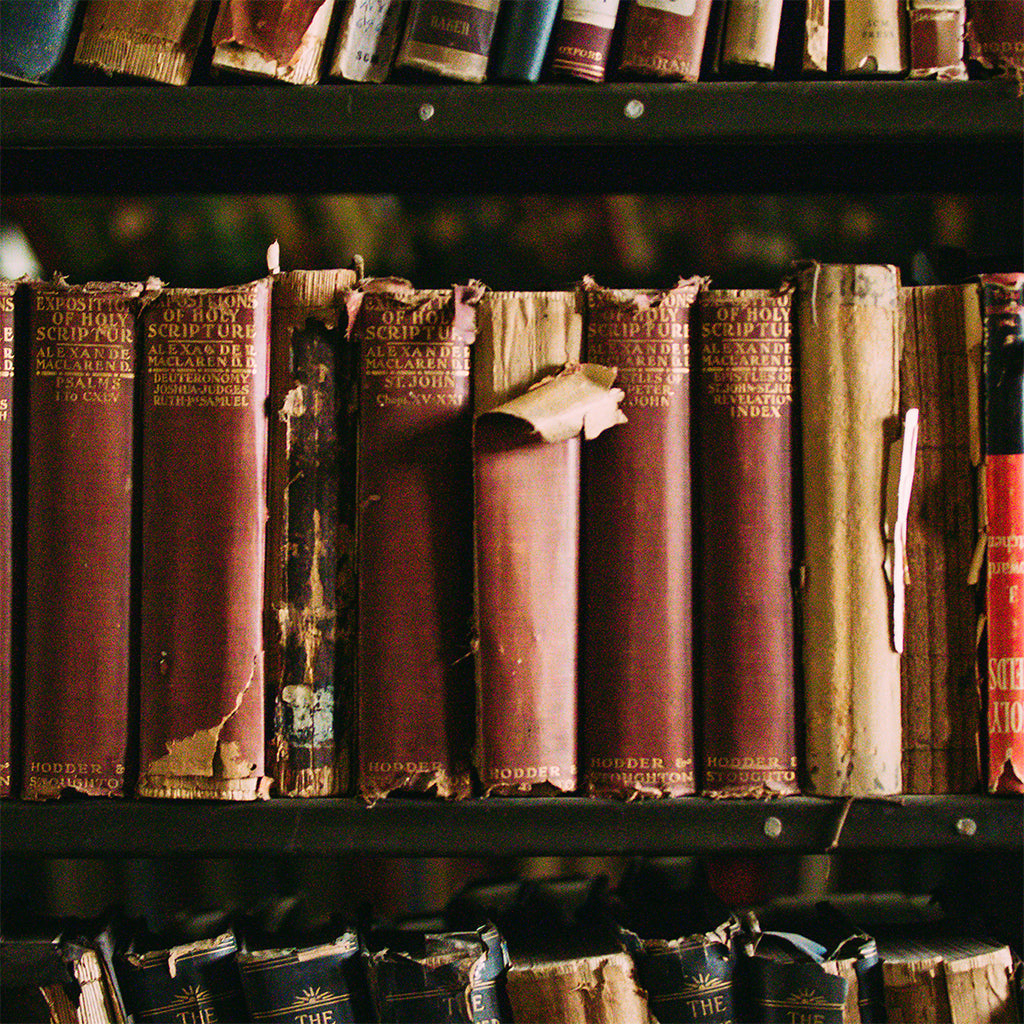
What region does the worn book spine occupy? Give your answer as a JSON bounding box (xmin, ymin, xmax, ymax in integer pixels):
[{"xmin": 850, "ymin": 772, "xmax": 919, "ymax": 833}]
[
  {"xmin": 0, "ymin": 281, "xmax": 14, "ymax": 799},
  {"xmin": 329, "ymin": 0, "xmax": 405, "ymax": 81},
  {"xmin": 211, "ymin": 0, "xmax": 336, "ymax": 84},
  {"xmin": 965, "ymin": 0, "xmax": 1024, "ymax": 75},
  {"xmin": 490, "ymin": 0, "xmax": 560, "ymax": 82},
  {"xmin": 899, "ymin": 284, "xmax": 981, "ymax": 794},
  {"xmin": 549, "ymin": 0, "xmax": 623, "ymax": 81},
  {"xmin": 350, "ymin": 280, "xmax": 481, "ymax": 801},
  {"xmin": 267, "ymin": 269, "xmax": 357, "ymax": 798},
  {"xmin": 746, "ymin": 951, "xmax": 848, "ymax": 1024},
  {"xmin": 908, "ymin": 0, "xmax": 967, "ymax": 79},
  {"xmin": 696, "ymin": 287, "xmax": 798, "ymax": 798},
  {"xmin": 21, "ymin": 279, "xmax": 139, "ymax": 801},
  {"xmin": 797, "ymin": 263, "xmax": 903, "ymax": 797},
  {"xmin": 581, "ymin": 276, "xmax": 701, "ymax": 799},
  {"xmin": 720, "ymin": 0, "xmax": 785, "ymax": 71},
  {"xmin": 395, "ymin": 0, "xmax": 502, "ymax": 82},
  {"xmin": 136, "ymin": 278, "xmax": 272, "ymax": 801},
  {"xmin": 803, "ymin": 0, "xmax": 831, "ymax": 72},
  {"xmin": 618, "ymin": 0, "xmax": 715, "ymax": 80},
  {"xmin": 842, "ymin": 0, "xmax": 908, "ymax": 73},
  {"xmin": 0, "ymin": 0, "xmax": 79, "ymax": 83},
  {"xmin": 982, "ymin": 273, "xmax": 1024, "ymax": 795},
  {"xmin": 73, "ymin": 0, "xmax": 213, "ymax": 85}
]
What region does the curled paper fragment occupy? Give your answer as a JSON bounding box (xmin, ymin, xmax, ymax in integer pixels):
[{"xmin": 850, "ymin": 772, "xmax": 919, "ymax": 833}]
[
  {"xmin": 885, "ymin": 408, "xmax": 920, "ymax": 653},
  {"xmin": 485, "ymin": 363, "xmax": 627, "ymax": 443}
]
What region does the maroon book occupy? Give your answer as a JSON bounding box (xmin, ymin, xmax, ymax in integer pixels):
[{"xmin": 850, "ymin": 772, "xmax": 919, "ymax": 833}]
[
  {"xmin": 581, "ymin": 276, "xmax": 702, "ymax": 799},
  {"xmin": 0, "ymin": 281, "xmax": 15, "ymax": 798},
  {"xmin": 21, "ymin": 279, "xmax": 140, "ymax": 800},
  {"xmin": 549, "ymin": 0, "xmax": 622, "ymax": 81},
  {"xmin": 349, "ymin": 279, "xmax": 482, "ymax": 801},
  {"xmin": 966, "ymin": 0, "xmax": 1024, "ymax": 75},
  {"xmin": 136, "ymin": 279, "xmax": 272, "ymax": 801},
  {"xmin": 695, "ymin": 287, "xmax": 799, "ymax": 798},
  {"xmin": 618, "ymin": 0, "xmax": 715, "ymax": 80}
]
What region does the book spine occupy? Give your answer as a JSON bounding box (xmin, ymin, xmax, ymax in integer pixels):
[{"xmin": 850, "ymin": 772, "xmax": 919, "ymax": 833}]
[
  {"xmin": 0, "ymin": 0, "xmax": 79, "ymax": 83},
  {"xmin": 352, "ymin": 280, "xmax": 480, "ymax": 801},
  {"xmin": 908, "ymin": 0, "xmax": 967, "ymax": 79},
  {"xmin": 797, "ymin": 263, "xmax": 903, "ymax": 797},
  {"xmin": 329, "ymin": 0, "xmax": 405, "ymax": 82},
  {"xmin": 882, "ymin": 956, "xmax": 952, "ymax": 1022},
  {"xmin": 267, "ymin": 269, "xmax": 357, "ymax": 798},
  {"xmin": 490, "ymin": 0, "xmax": 560, "ymax": 82},
  {"xmin": 965, "ymin": 0, "xmax": 1024, "ymax": 75},
  {"xmin": 696, "ymin": 287, "xmax": 798, "ymax": 798},
  {"xmin": 581, "ymin": 277, "xmax": 701, "ymax": 799},
  {"xmin": 548, "ymin": 0, "xmax": 623, "ymax": 82},
  {"xmin": 842, "ymin": 0, "xmax": 908, "ymax": 73},
  {"xmin": 899, "ymin": 284, "xmax": 981, "ymax": 794},
  {"xmin": 944, "ymin": 946, "xmax": 1019, "ymax": 1022},
  {"xmin": 0, "ymin": 281, "xmax": 13, "ymax": 798},
  {"xmin": 21, "ymin": 279, "xmax": 139, "ymax": 800},
  {"xmin": 474, "ymin": 292, "xmax": 584, "ymax": 797},
  {"xmin": 396, "ymin": 0, "xmax": 502, "ymax": 83},
  {"xmin": 982, "ymin": 273, "xmax": 1024, "ymax": 794},
  {"xmin": 634, "ymin": 935, "xmax": 736, "ymax": 1023},
  {"xmin": 748, "ymin": 957, "xmax": 848, "ymax": 1024},
  {"xmin": 720, "ymin": 0, "xmax": 785, "ymax": 71},
  {"xmin": 136, "ymin": 279, "xmax": 272, "ymax": 801},
  {"xmin": 73, "ymin": 1, "xmax": 213, "ymax": 85},
  {"xmin": 803, "ymin": 0, "xmax": 831, "ymax": 72},
  {"xmin": 618, "ymin": 0, "xmax": 715, "ymax": 80}
]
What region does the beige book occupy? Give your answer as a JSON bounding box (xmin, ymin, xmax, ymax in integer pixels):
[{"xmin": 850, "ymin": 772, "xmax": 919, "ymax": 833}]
[
  {"xmin": 843, "ymin": 0, "xmax": 908, "ymax": 74},
  {"xmin": 329, "ymin": 0, "xmax": 404, "ymax": 81},
  {"xmin": 721, "ymin": 0, "xmax": 785, "ymax": 69}
]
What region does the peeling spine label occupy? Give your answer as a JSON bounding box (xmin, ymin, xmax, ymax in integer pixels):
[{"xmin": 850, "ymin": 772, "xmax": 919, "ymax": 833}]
[{"xmin": 885, "ymin": 407, "xmax": 920, "ymax": 653}]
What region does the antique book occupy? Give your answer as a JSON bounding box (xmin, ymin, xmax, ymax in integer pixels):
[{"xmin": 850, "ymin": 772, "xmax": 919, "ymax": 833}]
[
  {"xmin": 115, "ymin": 931, "xmax": 248, "ymax": 1024},
  {"xmin": 21, "ymin": 278, "xmax": 140, "ymax": 800},
  {"xmin": 617, "ymin": 0, "xmax": 715, "ymax": 80},
  {"xmin": 0, "ymin": 0, "xmax": 79, "ymax": 82},
  {"xmin": 899, "ymin": 284, "xmax": 981, "ymax": 794},
  {"xmin": 266, "ymin": 268, "xmax": 357, "ymax": 798},
  {"xmin": 719, "ymin": 0, "xmax": 785, "ymax": 72},
  {"xmin": 349, "ymin": 279, "xmax": 482, "ymax": 801},
  {"xmin": 879, "ymin": 935, "xmax": 1020, "ymax": 1023},
  {"xmin": 548, "ymin": 0, "xmax": 623, "ymax": 82},
  {"xmin": 211, "ymin": 0, "xmax": 337, "ymax": 84},
  {"xmin": 581, "ymin": 276, "xmax": 702, "ymax": 799},
  {"xmin": 908, "ymin": 0, "xmax": 967, "ymax": 78},
  {"xmin": 803, "ymin": 0, "xmax": 831, "ymax": 72},
  {"xmin": 797, "ymin": 263, "xmax": 905, "ymax": 797},
  {"xmin": 0, "ymin": 280, "xmax": 14, "ymax": 799},
  {"xmin": 329, "ymin": 0, "xmax": 405, "ymax": 81},
  {"xmin": 695, "ymin": 287, "xmax": 798, "ymax": 798},
  {"xmin": 136, "ymin": 278, "xmax": 272, "ymax": 801},
  {"xmin": 395, "ymin": 0, "xmax": 502, "ymax": 83},
  {"xmin": 490, "ymin": 0, "xmax": 560, "ymax": 82},
  {"xmin": 475, "ymin": 352, "xmax": 625, "ymax": 794},
  {"xmin": 981, "ymin": 273, "xmax": 1024, "ymax": 794},
  {"xmin": 73, "ymin": 1, "xmax": 213, "ymax": 85},
  {"xmin": 842, "ymin": 0, "xmax": 908, "ymax": 74},
  {"xmin": 965, "ymin": 0, "xmax": 1024, "ymax": 75}
]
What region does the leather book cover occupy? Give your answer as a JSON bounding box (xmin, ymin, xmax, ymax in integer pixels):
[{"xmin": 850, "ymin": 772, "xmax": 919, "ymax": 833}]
[
  {"xmin": 490, "ymin": 0, "xmax": 560, "ymax": 82},
  {"xmin": 0, "ymin": 281, "xmax": 14, "ymax": 799},
  {"xmin": 211, "ymin": 0, "xmax": 337, "ymax": 84},
  {"xmin": 842, "ymin": 0, "xmax": 908, "ymax": 74},
  {"xmin": 395, "ymin": 0, "xmax": 502, "ymax": 83},
  {"xmin": 74, "ymin": 1, "xmax": 214, "ymax": 85},
  {"xmin": 899, "ymin": 284, "xmax": 981, "ymax": 794},
  {"xmin": 720, "ymin": 0, "xmax": 785, "ymax": 72},
  {"xmin": 348, "ymin": 279, "xmax": 482, "ymax": 801},
  {"xmin": 329, "ymin": 0, "xmax": 405, "ymax": 82},
  {"xmin": 908, "ymin": 0, "xmax": 967, "ymax": 79},
  {"xmin": 549, "ymin": 0, "xmax": 623, "ymax": 82},
  {"xmin": 696, "ymin": 287, "xmax": 799, "ymax": 799},
  {"xmin": 581, "ymin": 276, "xmax": 702, "ymax": 799},
  {"xmin": 22, "ymin": 278, "xmax": 140, "ymax": 801},
  {"xmin": 474, "ymin": 292, "xmax": 583, "ymax": 797},
  {"xmin": 0, "ymin": 0, "xmax": 79, "ymax": 83},
  {"xmin": 980, "ymin": 273, "xmax": 1024, "ymax": 794},
  {"xmin": 797, "ymin": 263, "xmax": 904, "ymax": 797},
  {"xmin": 965, "ymin": 0, "xmax": 1024, "ymax": 75},
  {"xmin": 136, "ymin": 278, "xmax": 272, "ymax": 801},
  {"xmin": 618, "ymin": 0, "xmax": 715, "ymax": 80},
  {"xmin": 267, "ymin": 269, "xmax": 357, "ymax": 798}
]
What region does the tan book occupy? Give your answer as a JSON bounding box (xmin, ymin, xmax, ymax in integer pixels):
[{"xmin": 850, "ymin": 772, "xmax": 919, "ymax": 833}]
[
  {"xmin": 843, "ymin": 0, "xmax": 908, "ymax": 74},
  {"xmin": 720, "ymin": 0, "xmax": 785, "ymax": 71},
  {"xmin": 329, "ymin": 0, "xmax": 405, "ymax": 81}
]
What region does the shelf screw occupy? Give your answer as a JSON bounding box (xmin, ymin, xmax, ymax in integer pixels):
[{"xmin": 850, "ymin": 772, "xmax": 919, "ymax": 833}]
[
  {"xmin": 763, "ymin": 816, "xmax": 783, "ymax": 839},
  {"xmin": 624, "ymin": 99, "xmax": 645, "ymax": 119},
  {"xmin": 955, "ymin": 817, "xmax": 977, "ymax": 837},
  {"xmin": 419, "ymin": 103, "xmax": 435, "ymax": 122}
]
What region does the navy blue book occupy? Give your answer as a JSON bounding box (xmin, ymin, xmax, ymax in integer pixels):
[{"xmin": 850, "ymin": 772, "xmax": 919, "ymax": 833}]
[
  {"xmin": 490, "ymin": 0, "xmax": 560, "ymax": 81},
  {"xmin": 0, "ymin": 0, "xmax": 79, "ymax": 83}
]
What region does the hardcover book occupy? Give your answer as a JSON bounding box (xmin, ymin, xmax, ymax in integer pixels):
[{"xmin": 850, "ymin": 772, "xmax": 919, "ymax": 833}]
[
  {"xmin": 618, "ymin": 0, "xmax": 716, "ymax": 81},
  {"xmin": 329, "ymin": 0, "xmax": 405, "ymax": 82},
  {"xmin": 719, "ymin": 0, "xmax": 785, "ymax": 72},
  {"xmin": 73, "ymin": 0, "xmax": 214, "ymax": 85},
  {"xmin": 549, "ymin": 0, "xmax": 623, "ymax": 82},
  {"xmin": 489, "ymin": 0, "xmax": 560, "ymax": 82},
  {"xmin": 581, "ymin": 276, "xmax": 702, "ymax": 799},
  {"xmin": 908, "ymin": 0, "xmax": 967, "ymax": 79},
  {"xmin": 0, "ymin": 280, "xmax": 14, "ymax": 799},
  {"xmin": 395, "ymin": 0, "xmax": 502, "ymax": 83},
  {"xmin": 21, "ymin": 278, "xmax": 140, "ymax": 800},
  {"xmin": 842, "ymin": 0, "xmax": 908, "ymax": 74},
  {"xmin": 349, "ymin": 279, "xmax": 482, "ymax": 801},
  {"xmin": 965, "ymin": 0, "xmax": 1024, "ymax": 75},
  {"xmin": 136, "ymin": 278, "xmax": 272, "ymax": 801},
  {"xmin": 266, "ymin": 268, "xmax": 357, "ymax": 798},
  {"xmin": 695, "ymin": 287, "xmax": 798, "ymax": 798},
  {"xmin": 797, "ymin": 263, "xmax": 905, "ymax": 797},
  {"xmin": 0, "ymin": 0, "xmax": 79, "ymax": 83}
]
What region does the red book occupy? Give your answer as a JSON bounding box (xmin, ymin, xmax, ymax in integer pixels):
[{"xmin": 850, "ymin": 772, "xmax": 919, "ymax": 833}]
[
  {"xmin": 618, "ymin": 0, "xmax": 716, "ymax": 80},
  {"xmin": 21, "ymin": 279, "xmax": 140, "ymax": 800},
  {"xmin": 549, "ymin": 0, "xmax": 623, "ymax": 81},
  {"xmin": 581, "ymin": 276, "xmax": 702, "ymax": 798},
  {"xmin": 0, "ymin": 281, "xmax": 15, "ymax": 798},
  {"xmin": 136, "ymin": 279, "xmax": 272, "ymax": 801}
]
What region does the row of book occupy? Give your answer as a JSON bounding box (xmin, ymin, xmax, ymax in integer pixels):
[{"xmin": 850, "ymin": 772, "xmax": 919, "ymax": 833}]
[
  {"xmin": 0, "ymin": 261, "xmax": 1020, "ymax": 804},
  {"xmin": 2, "ymin": 0, "xmax": 1022, "ymax": 88},
  {"xmin": 2, "ymin": 877, "xmax": 1021, "ymax": 1023}
]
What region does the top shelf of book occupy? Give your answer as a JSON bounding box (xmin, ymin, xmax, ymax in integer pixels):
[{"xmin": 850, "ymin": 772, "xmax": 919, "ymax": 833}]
[{"xmin": 2, "ymin": 79, "xmax": 1021, "ymax": 194}]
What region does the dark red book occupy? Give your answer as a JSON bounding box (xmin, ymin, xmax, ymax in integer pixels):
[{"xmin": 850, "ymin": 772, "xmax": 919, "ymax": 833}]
[
  {"xmin": 21, "ymin": 279, "xmax": 140, "ymax": 800},
  {"xmin": 618, "ymin": 0, "xmax": 715, "ymax": 80},
  {"xmin": 580, "ymin": 276, "xmax": 702, "ymax": 799},
  {"xmin": 966, "ymin": 0, "xmax": 1024, "ymax": 75},
  {"xmin": 549, "ymin": 0, "xmax": 623, "ymax": 82},
  {"xmin": 349, "ymin": 279, "xmax": 482, "ymax": 801},
  {"xmin": 695, "ymin": 287, "xmax": 799, "ymax": 798},
  {"xmin": 136, "ymin": 279, "xmax": 272, "ymax": 801},
  {"xmin": 0, "ymin": 280, "xmax": 15, "ymax": 798}
]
